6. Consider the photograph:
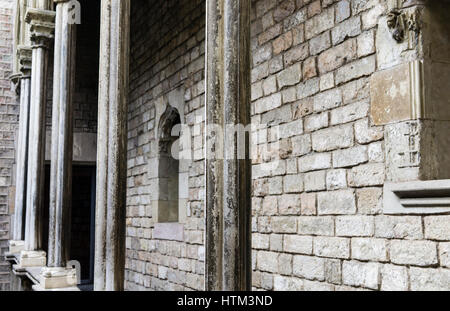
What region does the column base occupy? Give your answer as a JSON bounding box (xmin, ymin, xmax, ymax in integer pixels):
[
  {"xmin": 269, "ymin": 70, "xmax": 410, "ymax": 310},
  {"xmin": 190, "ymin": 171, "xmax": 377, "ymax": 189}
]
[
  {"xmin": 18, "ymin": 251, "xmax": 46, "ymax": 268},
  {"xmin": 9, "ymin": 240, "xmax": 25, "ymax": 254},
  {"xmin": 39, "ymin": 267, "xmax": 78, "ymax": 290}
]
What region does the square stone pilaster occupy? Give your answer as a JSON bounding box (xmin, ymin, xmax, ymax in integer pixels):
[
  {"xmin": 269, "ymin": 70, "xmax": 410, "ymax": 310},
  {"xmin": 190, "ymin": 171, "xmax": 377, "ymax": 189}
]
[{"xmin": 372, "ymin": 0, "xmax": 450, "ymax": 214}]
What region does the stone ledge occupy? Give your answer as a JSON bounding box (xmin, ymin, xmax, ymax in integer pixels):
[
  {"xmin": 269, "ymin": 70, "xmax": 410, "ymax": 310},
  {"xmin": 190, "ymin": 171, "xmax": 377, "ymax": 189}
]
[{"xmin": 384, "ymin": 179, "xmax": 450, "ymax": 214}]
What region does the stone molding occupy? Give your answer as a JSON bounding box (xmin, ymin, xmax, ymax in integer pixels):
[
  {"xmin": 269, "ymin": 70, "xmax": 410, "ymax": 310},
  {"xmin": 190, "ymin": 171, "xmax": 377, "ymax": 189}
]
[{"xmin": 384, "ymin": 179, "xmax": 450, "ymax": 214}]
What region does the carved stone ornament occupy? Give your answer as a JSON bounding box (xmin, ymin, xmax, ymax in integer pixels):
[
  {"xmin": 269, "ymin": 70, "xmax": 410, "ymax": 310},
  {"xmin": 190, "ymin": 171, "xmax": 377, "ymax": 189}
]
[
  {"xmin": 25, "ymin": 8, "xmax": 56, "ymax": 47},
  {"xmin": 387, "ymin": 8, "xmax": 421, "ymax": 43}
]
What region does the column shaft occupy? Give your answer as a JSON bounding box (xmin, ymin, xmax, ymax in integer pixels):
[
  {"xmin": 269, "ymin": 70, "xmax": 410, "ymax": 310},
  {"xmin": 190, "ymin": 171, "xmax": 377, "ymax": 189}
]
[
  {"xmin": 48, "ymin": 0, "xmax": 77, "ymax": 268},
  {"xmin": 24, "ymin": 7, "xmax": 55, "ymax": 252},
  {"xmin": 25, "ymin": 45, "xmax": 48, "ymax": 251},
  {"xmin": 13, "ymin": 77, "xmax": 31, "ymax": 241},
  {"xmin": 205, "ymin": 0, "xmax": 252, "ymax": 291},
  {"xmin": 94, "ymin": 0, "xmax": 130, "ymax": 291}
]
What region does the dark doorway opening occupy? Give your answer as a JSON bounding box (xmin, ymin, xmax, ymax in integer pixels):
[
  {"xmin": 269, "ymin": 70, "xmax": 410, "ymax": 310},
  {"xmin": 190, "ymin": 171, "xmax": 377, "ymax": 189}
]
[{"xmin": 43, "ymin": 164, "xmax": 96, "ymax": 285}]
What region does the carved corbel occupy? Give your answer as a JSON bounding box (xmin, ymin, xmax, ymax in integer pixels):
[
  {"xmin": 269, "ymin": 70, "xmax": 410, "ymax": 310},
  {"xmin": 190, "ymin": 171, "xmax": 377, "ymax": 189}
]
[{"xmin": 387, "ymin": 8, "xmax": 421, "ymax": 43}]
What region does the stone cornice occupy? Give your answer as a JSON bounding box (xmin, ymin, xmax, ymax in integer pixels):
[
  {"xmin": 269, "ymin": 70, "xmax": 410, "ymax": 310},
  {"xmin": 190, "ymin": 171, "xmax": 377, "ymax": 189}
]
[{"xmin": 25, "ymin": 8, "xmax": 55, "ymax": 48}]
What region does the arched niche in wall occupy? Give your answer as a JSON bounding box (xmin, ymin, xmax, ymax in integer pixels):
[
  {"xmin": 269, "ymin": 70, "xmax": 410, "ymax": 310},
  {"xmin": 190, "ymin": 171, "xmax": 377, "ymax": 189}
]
[{"xmin": 149, "ymin": 87, "xmax": 189, "ymax": 241}]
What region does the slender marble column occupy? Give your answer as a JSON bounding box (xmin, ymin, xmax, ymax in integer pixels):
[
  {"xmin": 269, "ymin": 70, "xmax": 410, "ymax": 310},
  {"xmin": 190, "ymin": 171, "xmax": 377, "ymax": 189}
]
[
  {"xmin": 94, "ymin": 0, "xmax": 130, "ymax": 291},
  {"xmin": 12, "ymin": 47, "xmax": 32, "ymax": 244},
  {"xmin": 47, "ymin": 0, "xmax": 77, "ymax": 270},
  {"xmin": 22, "ymin": 7, "xmax": 54, "ymax": 264},
  {"xmin": 205, "ymin": 0, "xmax": 252, "ymax": 291}
]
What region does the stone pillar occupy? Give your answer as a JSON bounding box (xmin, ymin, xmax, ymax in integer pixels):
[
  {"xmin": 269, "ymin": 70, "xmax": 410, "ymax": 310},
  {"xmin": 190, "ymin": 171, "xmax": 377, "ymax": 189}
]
[
  {"xmin": 94, "ymin": 0, "xmax": 130, "ymax": 291},
  {"xmin": 205, "ymin": 0, "xmax": 252, "ymax": 291},
  {"xmin": 371, "ymin": 0, "xmax": 450, "ymax": 214},
  {"xmin": 42, "ymin": 0, "xmax": 78, "ymax": 290},
  {"xmin": 9, "ymin": 46, "xmax": 32, "ymax": 254},
  {"xmin": 20, "ymin": 7, "xmax": 55, "ymax": 267}
]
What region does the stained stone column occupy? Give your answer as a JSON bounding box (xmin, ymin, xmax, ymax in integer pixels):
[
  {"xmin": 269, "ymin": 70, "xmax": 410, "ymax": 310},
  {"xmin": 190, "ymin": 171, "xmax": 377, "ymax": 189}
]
[
  {"xmin": 9, "ymin": 47, "xmax": 32, "ymax": 254},
  {"xmin": 39, "ymin": 0, "xmax": 78, "ymax": 290},
  {"xmin": 94, "ymin": 0, "xmax": 130, "ymax": 291},
  {"xmin": 21, "ymin": 7, "xmax": 55, "ymax": 267},
  {"xmin": 205, "ymin": 0, "xmax": 252, "ymax": 291}
]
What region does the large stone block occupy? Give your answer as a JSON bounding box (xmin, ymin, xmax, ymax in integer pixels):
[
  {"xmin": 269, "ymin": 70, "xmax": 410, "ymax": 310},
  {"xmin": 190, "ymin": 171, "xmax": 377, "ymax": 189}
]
[
  {"xmin": 298, "ymin": 216, "xmax": 334, "ymax": 236},
  {"xmin": 390, "ymin": 240, "xmax": 438, "ymax": 266},
  {"xmin": 293, "ymin": 255, "xmax": 325, "ymax": 281},
  {"xmin": 410, "ymin": 267, "xmax": 450, "ymax": 291},
  {"xmin": 313, "ymin": 236, "xmax": 350, "ymax": 259},
  {"xmin": 351, "ymin": 238, "xmax": 387, "ymax": 262},
  {"xmin": 380, "ymin": 264, "xmax": 408, "ymax": 291},
  {"xmin": 317, "ymin": 189, "xmax": 356, "ymax": 215},
  {"xmin": 284, "ymin": 235, "xmax": 313, "ymax": 255},
  {"xmin": 424, "ymin": 216, "xmax": 450, "ymax": 241},
  {"xmin": 342, "ymin": 261, "xmax": 379, "ymax": 290},
  {"xmin": 336, "ymin": 216, "xmax": 374, "ymax": 237}
]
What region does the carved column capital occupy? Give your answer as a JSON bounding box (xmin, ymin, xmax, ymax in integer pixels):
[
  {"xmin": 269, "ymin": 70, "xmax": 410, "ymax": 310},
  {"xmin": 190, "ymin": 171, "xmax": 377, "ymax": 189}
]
[
  {"xmin": 25, "ymin": 8, "xmax": 56, "ymax": 49},
  {"xmin": 17, "ymin": 46, "xmax": 32, "ymax": 77}
]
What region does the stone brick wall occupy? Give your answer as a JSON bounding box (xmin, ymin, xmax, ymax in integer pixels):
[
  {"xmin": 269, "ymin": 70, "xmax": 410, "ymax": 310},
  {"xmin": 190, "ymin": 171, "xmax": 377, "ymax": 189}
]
[
  {"xmin": 126, "ymin": 0, "xmax": 206, "ymax": 290},
  {"xmin": 123, "ymin": 0, "xmax": 450, "ymax": 291},
  {"xmin": 0, "ymin": 0, "xmax": 16, "ymax": 291},
  {"xmin": 250, "ymin": 0, "xmax": 449, "ymax": 291}
]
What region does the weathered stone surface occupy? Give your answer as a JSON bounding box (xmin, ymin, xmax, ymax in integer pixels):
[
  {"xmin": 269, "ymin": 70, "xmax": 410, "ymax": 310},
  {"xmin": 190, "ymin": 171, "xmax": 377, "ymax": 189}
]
[
  {"xmin": 332, "ymin": 145, "xmax": 368, "ymax": 168},
  {"xmin": 257, "ymin": 251, "xmax": 279, "ymax": 273},
  {"xmin": 390, "ymin": 240, "xmax": 438, "ymax": 266},
  {"xmin": 356, "ymin": 188, "xmax": 382, "ymax": 215},
  {"xmin": 336, "ymin": 216, "xmax": 374, "ymax": 237},
  {"xmin": 298, "ymin": 153, "xmax": 332, "ymax": 172},
  {"xmin": 331, "ymin": 16, "xmax": 361, "ymax": 45},
  {"xmin": 277, "ymin": 63, "xmax": 302, "ymax": 89},
  {"xmin": 313, "ymin": 237, "xmax": 350, "ymax": 259},
  {"xmin": 318, "ymin": 190, "xmax": 356, "ymax": 215},
  {"xmin": 313, "ymin": 88, "xmax": 342, "ymax": 111},
  {"xmin": 370, "ymin": 63, "xmax": 413, "ymax": 125},
  {"xmin": 304, "ymin": 170, "xmax": 326, "ymax": 192},
  {"xmin": 326, "ymin": 169, "xmax": 347, "ymax": 190},
  {"xmin": 293, "ymin": 255, "xmax": 325, "ymax": 280},
  {"xmin": 348, "ymin": 163, "xmax": 385, "ymax": 187},
  {"xmin": 440, "ymin": 243, "xmax": 450, "ymax": 268},
  {"xmin": 424, "ymin": 216, "xmax": 450, "ymax": 241},
  {"xmin": 352, "ymin": 238, "xmax": 387, "ymax": 262},
  {"xmin": 284, "ymin": 235, "xmax": 313, "ymax": 255},
  {"xmin": 381, "ymin": 264, "xmax": 408, "ymax": 291},
  {"xmin": 375, "ymin": 216, "xmax": 423, "ymax": 240},
  {"xmin": 298, "ymin": 216, "xmax": 334, "ymax": 236},
  {"xmin": 410, "ymin": 267, "xmax": 450, "ymax": 291},
  {"xmin": 273, "ymin": 275, "xmax": 303, "ymax": 290},
  {"xmin": 335, "ymin": 56, "xmax": 375, "ymax": 85},
  {"xmin": 342, "ymin": 261, "xmax": 379, "ymax": 290},
  {"xmin": 312, "ymin": 125, "xmax": 353, "ymax": 152}
]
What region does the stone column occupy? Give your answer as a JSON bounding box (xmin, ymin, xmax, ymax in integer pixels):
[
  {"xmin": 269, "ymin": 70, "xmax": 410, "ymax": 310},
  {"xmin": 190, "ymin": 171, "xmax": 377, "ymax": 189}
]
[
  {"xmin": 205, "ymin": 0, "xmax": 252, "ymax": 291},
  {"xmin": 94, "ymin": 0, "xmax": 130, "ymax": 291},
  {"xmin": 41, "ymin": 0, "xmax": 78, "ymax": 290},
  {"xmin": 9, "ymin": 46, "xmax": 32, "ymax": 254},
  {"xmin": 20, "ymin": 7, "xmax": 55, "ymax": 268}
]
